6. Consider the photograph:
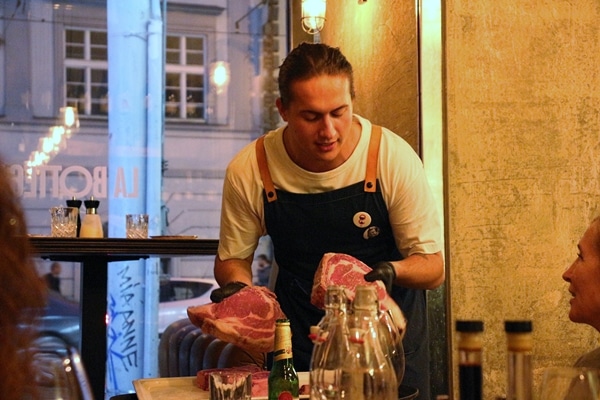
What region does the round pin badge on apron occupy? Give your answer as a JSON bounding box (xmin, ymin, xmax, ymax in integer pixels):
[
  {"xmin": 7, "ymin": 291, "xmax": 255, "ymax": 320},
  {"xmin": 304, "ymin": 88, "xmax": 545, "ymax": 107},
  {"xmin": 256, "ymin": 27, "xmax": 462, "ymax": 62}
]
[
  {"xmin": 353, "ymin": 211, "xmax": 372, "ymax": 228},
  {"xmin": 363, "ymin": 225, "xmax": 381, "ymax": 239}
]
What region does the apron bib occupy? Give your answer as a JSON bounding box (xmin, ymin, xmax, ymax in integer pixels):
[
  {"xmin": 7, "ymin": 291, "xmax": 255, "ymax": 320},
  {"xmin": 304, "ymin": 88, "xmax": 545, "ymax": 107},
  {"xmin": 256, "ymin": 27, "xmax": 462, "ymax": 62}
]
[{"xmin": 256, "ymin": 125, "xmax": 430, "ymax": 398}]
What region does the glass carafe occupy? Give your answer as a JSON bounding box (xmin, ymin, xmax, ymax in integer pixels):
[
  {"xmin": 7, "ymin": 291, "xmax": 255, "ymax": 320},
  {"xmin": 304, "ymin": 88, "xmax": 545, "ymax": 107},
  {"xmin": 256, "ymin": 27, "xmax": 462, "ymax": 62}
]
[
  {"xmin": 309, "ymin": 285, "xmax": 349, "ymax": 400},
  {"xmin": 341, "ymin": 285, "xmax": 397, "ymax": 400}
]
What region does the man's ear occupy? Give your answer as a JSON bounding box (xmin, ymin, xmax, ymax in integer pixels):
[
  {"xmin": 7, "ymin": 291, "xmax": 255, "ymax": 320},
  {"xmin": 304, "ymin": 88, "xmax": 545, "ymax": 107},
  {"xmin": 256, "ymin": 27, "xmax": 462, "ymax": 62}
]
[{"xmin": 275, "ymin": 98, "xmax": 288, "ymax": 122}]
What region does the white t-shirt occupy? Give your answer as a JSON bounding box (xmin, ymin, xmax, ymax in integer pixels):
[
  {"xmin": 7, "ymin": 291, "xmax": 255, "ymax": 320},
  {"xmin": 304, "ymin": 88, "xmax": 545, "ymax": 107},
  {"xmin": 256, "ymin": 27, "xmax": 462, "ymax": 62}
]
[{"xmin": 218, "ymin": 114, "xmax": 442, "ymax": 261}]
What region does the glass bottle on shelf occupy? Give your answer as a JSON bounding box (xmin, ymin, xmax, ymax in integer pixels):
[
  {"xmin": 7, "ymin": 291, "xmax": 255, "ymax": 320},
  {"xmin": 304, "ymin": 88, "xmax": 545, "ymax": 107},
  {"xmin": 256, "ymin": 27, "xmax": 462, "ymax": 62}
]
[
  {"xmin": 269, "ymin": 318, "xmax": 299, "ymax": 400},
  {"xmin": 456, "ymin": 320, "xmax": 484, "ymax": 400},
  {"xmin": 505, "ymin": 320, "xmax": 533, "ymax": 400},
  {"xmin": 341, "ymin": 285, "xmax": 397, "ymax": 400},
  {"xmin": 309, "ymin": 285, "xmax": 350, "ymax": 400}
]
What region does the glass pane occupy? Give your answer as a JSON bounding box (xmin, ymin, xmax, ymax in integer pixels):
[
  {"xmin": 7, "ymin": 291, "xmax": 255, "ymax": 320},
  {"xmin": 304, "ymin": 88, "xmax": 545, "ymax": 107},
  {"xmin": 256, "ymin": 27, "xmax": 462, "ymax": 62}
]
[
  {"xmin": 90, "ymin": 32, "xmax": 107, "ymax": 60},
  {"xmin": 186, "ymin": 37, "xmax": 203, "ymax": 65},
  {"xmin": 66, "ymin": 68, "xmax": 85, "ymax": 108},
  {"xmin": 187, "ymin": 37, "xmax": 203, "ymax": 51},
  {"xmin": 65, "ymin": 30, "xmax": 84, "ymax": 59},
  {"xmin": 166, "ymin": 35, "xmax": 180, "ymax": 64},
  {"xmin": 186, "ymin": 74, "xmax": 203, "ymax": 89},
  {"xmin": 2, "ymin": 1, "xmax": 288, "ymax": 397},
  {"xmin": 90, "ymin": 69, "xmax": 108, "ymax": 115}
]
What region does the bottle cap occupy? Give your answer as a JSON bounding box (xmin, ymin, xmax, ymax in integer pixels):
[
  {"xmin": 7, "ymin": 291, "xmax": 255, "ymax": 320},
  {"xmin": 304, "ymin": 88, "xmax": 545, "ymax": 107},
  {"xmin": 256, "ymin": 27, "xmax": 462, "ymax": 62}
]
[
  {"xmin": 504, "ymin": 320, "xmax": 532, "ymax": 333},
  {"xmin": 455, "ymin": 320, "xmax": 484, "ymax": 332}
]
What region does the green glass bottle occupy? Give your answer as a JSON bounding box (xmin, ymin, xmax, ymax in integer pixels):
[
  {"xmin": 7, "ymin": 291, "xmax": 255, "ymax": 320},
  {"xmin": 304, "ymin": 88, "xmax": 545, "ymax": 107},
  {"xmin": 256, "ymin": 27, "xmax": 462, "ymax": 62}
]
[{"xmin": 268, "ymin": 318, "xmax": 299, "ymax": 400}]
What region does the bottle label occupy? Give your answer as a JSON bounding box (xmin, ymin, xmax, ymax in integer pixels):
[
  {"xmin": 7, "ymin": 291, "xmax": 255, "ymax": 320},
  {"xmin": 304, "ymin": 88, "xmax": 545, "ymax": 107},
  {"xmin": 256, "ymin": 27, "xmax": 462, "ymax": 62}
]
[
  {"xmin": 277, "ymin": 391, "xmax": 293, "ymax": 400},
  {"xmin": 273, "ymin": 345, "xmax": 293, "ymax": 362}
]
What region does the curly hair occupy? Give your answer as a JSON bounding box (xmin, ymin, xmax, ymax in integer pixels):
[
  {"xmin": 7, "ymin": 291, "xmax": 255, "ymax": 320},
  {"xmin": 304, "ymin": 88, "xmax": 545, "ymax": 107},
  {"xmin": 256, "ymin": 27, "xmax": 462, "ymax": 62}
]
[{"xmin": 0, "ymin": 161, "xmax": 46, "ymax": 399}]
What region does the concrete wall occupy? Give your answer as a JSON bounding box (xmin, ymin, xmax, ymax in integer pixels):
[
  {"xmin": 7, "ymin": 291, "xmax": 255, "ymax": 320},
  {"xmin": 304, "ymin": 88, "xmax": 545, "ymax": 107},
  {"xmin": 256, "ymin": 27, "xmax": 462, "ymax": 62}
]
[
  {"xmin": 294, "ymin": 0, "xmax": 600, "ymax": 398},
  {"xmin": 445, "ymin": 1, "xmax": 600, "ymax": 398}
]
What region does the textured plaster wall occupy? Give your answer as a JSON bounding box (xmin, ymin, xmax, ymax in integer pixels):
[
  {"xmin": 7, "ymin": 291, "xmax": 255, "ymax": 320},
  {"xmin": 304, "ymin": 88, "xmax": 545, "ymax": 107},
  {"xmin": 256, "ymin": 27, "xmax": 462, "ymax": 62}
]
[{"xmin": 445, "ymin": 1, "xmax": 600, "ymax": 398}]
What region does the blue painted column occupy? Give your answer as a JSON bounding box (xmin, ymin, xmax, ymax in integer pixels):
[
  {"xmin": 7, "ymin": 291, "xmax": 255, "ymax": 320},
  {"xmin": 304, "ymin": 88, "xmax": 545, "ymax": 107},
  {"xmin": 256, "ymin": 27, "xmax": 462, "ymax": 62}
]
[{"xmin": 106, "ymin": 0, "xmax": 164, "ymax": 397}]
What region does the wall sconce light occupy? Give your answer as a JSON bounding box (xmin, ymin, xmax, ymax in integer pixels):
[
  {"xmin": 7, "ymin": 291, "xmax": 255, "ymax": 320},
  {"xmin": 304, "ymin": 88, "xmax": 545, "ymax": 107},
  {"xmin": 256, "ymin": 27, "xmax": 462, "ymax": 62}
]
[
  {"xmin": 302, "ymin": 0, "xmax": 326, "ymax": 35},
  {"xmin": 210, "ymin": 61, "xmax": 231, "ymax": 94},
  {"xmin": 59, "ymin": 106, "xmax": 79, "ymax": 137}
]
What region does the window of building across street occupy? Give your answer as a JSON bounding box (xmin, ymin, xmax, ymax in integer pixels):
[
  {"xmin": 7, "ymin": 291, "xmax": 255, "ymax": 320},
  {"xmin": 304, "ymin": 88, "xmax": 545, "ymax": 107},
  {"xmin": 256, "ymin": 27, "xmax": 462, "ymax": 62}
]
[{"xmin": 65, "ymin": 28, "xmax": 109, "ymax": 116}]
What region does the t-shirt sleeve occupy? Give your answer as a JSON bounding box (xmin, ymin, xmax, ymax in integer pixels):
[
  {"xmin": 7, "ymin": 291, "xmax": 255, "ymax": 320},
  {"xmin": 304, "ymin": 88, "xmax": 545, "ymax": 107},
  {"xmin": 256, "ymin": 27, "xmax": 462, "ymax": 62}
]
[
  {"xmin": 380, "ymin": 130, "xmax": 443, "ymax": 258},
  {"xmin": 217, "ymin": 145, "xmax": 266, "ymax": 261}
]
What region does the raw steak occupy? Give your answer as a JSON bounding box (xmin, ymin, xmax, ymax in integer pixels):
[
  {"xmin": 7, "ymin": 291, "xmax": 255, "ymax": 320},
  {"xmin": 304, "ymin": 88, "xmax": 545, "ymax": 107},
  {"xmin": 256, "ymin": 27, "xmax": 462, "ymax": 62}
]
[
  {"xmin": 311, "ymin": 252, "xmax": 406, "ymax": 335},
  {"xmin": 187, "ymin": 285, "xmax": 286, "ymax": 353}
]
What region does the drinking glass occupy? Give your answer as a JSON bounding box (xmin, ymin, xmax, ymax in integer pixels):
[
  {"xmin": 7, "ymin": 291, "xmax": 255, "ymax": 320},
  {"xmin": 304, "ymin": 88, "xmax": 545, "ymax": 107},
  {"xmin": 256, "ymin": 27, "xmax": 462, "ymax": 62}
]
[
  {"xmin": 126, "ymin": 214, "xmax": 149, "ymax": 238},
  {"xmin": 50, "ymin": 207, "xmax": 78, "ymax": 238},
  {"xmin": 538, "ymin": 366, "xmax": 600, "ymax": 400},
  {"xmin": 209, "ymin": 370, "xmax": 252, "ymax": 400},
  {"xmin": 32, "ymin": 350, "xmax": 83, "ymax": 399}
]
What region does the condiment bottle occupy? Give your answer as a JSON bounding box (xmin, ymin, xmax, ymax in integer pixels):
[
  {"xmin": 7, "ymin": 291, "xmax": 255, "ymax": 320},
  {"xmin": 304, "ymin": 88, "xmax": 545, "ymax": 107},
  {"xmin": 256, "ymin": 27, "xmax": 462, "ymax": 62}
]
[
  {"xmin": 309, "ymin": 285, "xmax": 349, "ymax": 400},
  {"xmin": 341, "ymin": 285, "xmax": 397, "ymax": 400},
  {"xmin": 80, "ymin": 196, "xmax": 104, "ymax": 238},
  {"xmin": 456, "ymin": 320, "xmax": 484, "ymax": 400},
  {"xmin": 269, "ymin": 318, "xmax": 299, "ymax": 400},
  {"xmin": 65, "ymin": 197, "xmax": 82, "ymax": 237},
  {"xmin": 505, "ymin": 320, "xmax": 533, "ymax": 400}
]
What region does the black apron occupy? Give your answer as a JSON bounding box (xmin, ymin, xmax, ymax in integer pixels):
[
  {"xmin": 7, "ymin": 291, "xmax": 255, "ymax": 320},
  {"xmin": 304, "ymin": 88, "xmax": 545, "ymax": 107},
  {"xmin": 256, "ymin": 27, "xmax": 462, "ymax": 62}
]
[{"xmin": 256, "ymin": 125, "xmax": 430, "ymax": 399}]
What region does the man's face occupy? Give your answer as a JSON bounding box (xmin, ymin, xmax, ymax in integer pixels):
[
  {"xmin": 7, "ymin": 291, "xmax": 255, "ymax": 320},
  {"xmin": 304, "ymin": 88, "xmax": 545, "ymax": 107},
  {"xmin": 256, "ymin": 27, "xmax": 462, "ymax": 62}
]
[
  {"xmin": 563, "ymin": 221, "xmax": 600, "ymax": 331},
  {"xmin": 276, "ymin": 74, "xmax": 355, "ymax": 173}
]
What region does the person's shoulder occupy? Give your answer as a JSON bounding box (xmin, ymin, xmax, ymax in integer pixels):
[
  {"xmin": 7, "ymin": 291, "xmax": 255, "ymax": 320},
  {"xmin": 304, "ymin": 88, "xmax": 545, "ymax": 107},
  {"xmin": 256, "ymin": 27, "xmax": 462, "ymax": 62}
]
[{"xmin": 228, "ymin": 128, "xmax": 283, "ymax": 168}]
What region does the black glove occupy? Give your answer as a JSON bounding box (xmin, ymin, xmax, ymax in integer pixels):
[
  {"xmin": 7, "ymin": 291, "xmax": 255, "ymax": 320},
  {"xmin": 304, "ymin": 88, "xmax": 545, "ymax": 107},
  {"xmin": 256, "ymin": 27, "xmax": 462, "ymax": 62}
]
[
  {"xmin": 364, "ymin": 261, "xmax": 396, "ymax": 294},
  {"xmin": 210, "ymin": 281, "xmax": 248, "ymax": 303}
]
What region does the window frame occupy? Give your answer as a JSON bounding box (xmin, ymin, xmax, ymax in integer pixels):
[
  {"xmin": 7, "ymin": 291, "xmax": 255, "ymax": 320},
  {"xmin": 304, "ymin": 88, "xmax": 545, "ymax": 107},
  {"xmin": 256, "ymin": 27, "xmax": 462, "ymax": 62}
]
[
  {"xmin": 164, "ymin": 33, "xmax": 208, "ymax": 122},
  {"xmin": 64, "ymin": 28, "xmax": 109, "ymax": 117}
]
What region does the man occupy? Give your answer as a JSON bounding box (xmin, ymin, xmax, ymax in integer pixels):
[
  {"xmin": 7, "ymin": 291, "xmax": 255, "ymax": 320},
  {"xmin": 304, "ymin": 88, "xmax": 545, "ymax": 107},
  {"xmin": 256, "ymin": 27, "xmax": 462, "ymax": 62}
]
[
  {"xmin": 254, "ymin": 254, "xmax": 272, "ymax": 287},
  {"xmin": 211, "ymin": 42, "xmax": 444, "ymax": 398},
  {"xmin": 44, "ymin": 262, "xmax": 62, "ymax": 293},
  {"xmin": 563, "ymin": 216, "xmax": 600, "ymax": 367}
]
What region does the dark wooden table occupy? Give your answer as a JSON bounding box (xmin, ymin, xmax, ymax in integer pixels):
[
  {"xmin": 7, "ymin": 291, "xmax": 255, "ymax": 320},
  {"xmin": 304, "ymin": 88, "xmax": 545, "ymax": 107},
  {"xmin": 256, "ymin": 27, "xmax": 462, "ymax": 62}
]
[{"xmin": 29, "ymin": 236, "xmax": 219, "ymax": 400}]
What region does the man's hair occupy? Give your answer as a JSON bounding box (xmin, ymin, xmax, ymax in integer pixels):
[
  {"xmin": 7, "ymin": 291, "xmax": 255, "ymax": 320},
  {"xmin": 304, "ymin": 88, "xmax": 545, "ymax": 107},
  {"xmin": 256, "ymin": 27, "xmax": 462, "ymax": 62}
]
[{"xmin": 278, "ymin": 42, "xmax": 355, "ymax": 108}]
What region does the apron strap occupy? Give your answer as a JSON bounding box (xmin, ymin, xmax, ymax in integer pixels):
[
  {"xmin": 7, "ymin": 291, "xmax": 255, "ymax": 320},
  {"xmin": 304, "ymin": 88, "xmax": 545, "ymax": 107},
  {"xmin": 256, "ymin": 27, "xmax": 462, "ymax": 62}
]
[
  {"xmin": 257, "ymin": 124, "xmax": 382, "ymax": 200},
  {"xmin": 256, "ymin": 135, "xmax": 278, "ymax": 202},
  {"xmin": 364, "ymin": 124, "xmax": 382, "ymax": 193}
]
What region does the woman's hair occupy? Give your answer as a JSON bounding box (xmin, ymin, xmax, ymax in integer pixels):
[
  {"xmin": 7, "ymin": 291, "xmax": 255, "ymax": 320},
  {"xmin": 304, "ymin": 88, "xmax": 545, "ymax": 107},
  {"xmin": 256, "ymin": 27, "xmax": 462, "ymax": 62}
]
[
  {"xmin": 591, "ymin": 216, "xmax": 600, "ymax": 255},
  {"xmin": 278, "ymin": 42, "xmax": 355, "ymax": 108},
  {"xmin": 0, "ymin": 161, "xmax": 46, "ymax": 399}
]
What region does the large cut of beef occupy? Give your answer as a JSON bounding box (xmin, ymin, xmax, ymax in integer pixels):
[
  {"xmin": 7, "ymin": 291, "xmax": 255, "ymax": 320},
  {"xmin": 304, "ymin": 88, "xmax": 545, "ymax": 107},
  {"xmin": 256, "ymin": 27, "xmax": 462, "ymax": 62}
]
[
  {"xmin": 311, "ymin": 252, "xmax": 406, "ymax": 334},
  {"xmin": 187, "ymin": 285, "xmax": 286, "ymax": 353}
]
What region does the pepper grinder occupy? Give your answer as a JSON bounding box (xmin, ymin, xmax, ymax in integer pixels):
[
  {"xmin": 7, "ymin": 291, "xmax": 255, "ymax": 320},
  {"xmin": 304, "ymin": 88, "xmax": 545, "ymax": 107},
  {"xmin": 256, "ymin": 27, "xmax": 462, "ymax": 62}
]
[
  {"xmin": 65, "ymin": 196, "xmax": 82, "ymax": 237},
  {"xmin": 80, "ymin": 196, "xmax": 104, "ymax": 238}
]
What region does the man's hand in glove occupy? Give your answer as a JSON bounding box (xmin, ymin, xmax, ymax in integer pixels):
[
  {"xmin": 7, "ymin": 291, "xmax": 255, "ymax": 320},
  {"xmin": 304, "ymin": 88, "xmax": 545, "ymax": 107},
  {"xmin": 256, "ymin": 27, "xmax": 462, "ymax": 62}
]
[
  {"xmin": 364, "ymin": 261, "xmax": 396, "ymax": 294},
  {"xmin": 210, "ymin": 281, "xmax": 248, "ymax": 303}
]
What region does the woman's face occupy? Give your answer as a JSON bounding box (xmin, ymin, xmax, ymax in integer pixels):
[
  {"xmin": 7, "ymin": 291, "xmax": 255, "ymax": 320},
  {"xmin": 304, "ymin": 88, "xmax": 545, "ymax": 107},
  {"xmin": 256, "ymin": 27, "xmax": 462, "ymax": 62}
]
[{"xmin": 563, "ymin": 220, "xmax": 600, "ymax": 331}]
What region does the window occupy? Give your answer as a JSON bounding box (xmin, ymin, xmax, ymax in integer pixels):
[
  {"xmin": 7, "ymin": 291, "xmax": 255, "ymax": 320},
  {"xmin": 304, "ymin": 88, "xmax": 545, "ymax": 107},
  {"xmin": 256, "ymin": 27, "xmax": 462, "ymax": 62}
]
[
  {"xmin": 165, "ymin": 34, "xmax": 206, "ymax": 121},
  {"xmin": 64, "ymin": 28, "xmax": 109, "ymax": 116},
  {"xmin": 64, "ymin": 29, "xmax": 207, "ymax": 121}
]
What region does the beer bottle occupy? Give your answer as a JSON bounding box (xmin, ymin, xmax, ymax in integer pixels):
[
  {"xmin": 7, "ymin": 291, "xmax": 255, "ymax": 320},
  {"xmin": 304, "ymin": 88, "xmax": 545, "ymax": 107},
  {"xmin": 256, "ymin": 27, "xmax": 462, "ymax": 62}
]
[{"xmin": 269, "ymin": 318, "xmax": 299, "ymax": 400}]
